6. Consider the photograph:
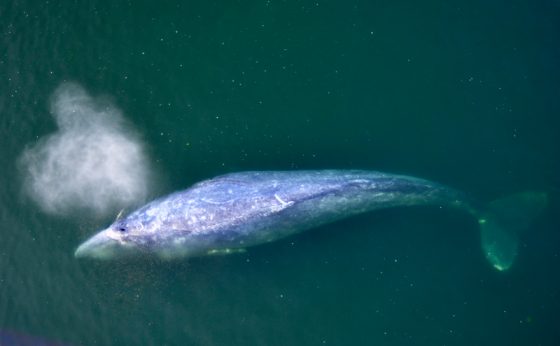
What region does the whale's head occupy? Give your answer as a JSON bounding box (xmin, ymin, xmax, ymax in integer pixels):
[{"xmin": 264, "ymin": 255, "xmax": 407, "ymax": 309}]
[{"xmin": 74, "ymin": 218, "xmax": 149, "ymax": 260}]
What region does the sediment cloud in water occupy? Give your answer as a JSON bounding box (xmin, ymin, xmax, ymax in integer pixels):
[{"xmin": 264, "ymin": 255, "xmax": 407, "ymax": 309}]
[{"xmin": 19, "ymin": 82, "xmax": 153, "ymax": 217}]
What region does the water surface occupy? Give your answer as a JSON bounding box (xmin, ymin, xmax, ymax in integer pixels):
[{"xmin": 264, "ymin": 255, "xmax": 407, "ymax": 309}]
[{"xmin": 1, "ymin": 1, "xmax": 559, "ymax": 345}]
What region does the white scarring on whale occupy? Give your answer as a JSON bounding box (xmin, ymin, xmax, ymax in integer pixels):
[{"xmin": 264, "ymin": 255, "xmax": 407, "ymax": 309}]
[{"xmin": 74, "ymin": 170, "xmax": 547, "ymax": 271}]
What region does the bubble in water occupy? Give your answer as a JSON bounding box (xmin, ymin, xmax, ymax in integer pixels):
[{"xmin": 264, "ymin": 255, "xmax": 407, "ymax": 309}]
[{"xmin": 19, "ymin": 82, "xmax": 154, "ymax": 217}]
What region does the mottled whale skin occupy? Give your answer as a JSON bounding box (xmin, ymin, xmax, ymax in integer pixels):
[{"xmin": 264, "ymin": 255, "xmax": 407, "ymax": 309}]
[
  {"xmin": 76, "ymin": 171, "xmax": 471, "ymax": 257},
  {"xmin": 75, "ymin": 170, "xmax": 545, "ymax": 270}
]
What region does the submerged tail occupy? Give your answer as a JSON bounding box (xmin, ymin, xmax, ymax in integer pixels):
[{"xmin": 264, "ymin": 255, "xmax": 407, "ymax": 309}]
[{"xmin": 478, "ymin": 191, "xmax": 548, "ymax": 271}]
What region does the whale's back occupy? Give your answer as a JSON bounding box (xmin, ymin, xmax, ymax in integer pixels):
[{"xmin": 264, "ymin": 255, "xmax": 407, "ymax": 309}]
[{"xmin": 151, "ymin": 170, "xmax": 467, "ymax": 252}]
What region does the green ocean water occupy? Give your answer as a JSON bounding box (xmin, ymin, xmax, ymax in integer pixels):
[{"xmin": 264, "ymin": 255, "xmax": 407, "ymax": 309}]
[{"xmin": 1, "ymin": 0, "xmax": 559, "ymax": 345}]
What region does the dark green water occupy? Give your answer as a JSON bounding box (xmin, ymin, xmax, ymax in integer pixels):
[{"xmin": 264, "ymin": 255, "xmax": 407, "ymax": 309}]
[{"xmin": 1, "ymin": 1, "xmax": 559, "ymax": 345}]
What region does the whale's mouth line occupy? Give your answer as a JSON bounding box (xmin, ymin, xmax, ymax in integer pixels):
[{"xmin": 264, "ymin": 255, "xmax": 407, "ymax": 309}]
[
  {"xmin": 75, "ymin": 230, "xmax": 121, "ymax": 259},
  {"xmin": 105, "ymin": 229, "xmax": 127, "ymax": 244}
]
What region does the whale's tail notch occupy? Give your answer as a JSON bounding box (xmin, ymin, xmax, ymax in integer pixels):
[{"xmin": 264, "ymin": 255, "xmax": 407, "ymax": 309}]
[{"xmin": 479, "ymin": 191, "xmax": 548, "ymax": 271}]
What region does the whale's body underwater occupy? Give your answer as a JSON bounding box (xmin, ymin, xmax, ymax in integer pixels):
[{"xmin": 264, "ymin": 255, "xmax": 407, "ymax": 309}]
[{"xmin": 75, "ymin": 170, "xmax": 546, "ymax": 271}]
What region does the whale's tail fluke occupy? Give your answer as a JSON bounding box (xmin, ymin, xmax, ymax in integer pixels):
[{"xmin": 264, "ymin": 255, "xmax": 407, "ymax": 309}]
[{"xmin": 478, "ymin": 191, "xmax": 548, "ymax": 271}]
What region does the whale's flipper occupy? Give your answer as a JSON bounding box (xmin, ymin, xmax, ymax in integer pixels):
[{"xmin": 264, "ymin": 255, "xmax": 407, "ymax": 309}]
[
  {"xmin": 207, "ymin": 248, "xmax": 247, "ymax": 256},
  {"xmin": 479, "ymin": 191, "xmax": 548, "ymax": 271}
]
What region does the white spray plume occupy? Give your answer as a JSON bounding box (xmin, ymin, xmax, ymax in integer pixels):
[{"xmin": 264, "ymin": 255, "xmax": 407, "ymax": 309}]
[{"xmin": 20, "ymin": 82, "xmax": 153, "ymax": 217}]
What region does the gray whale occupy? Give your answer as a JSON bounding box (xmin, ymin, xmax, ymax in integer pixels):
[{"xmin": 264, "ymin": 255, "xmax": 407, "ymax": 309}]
[{"xmin": 75, "ymin": 170, "xmax": 547, "ymax": 271}]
